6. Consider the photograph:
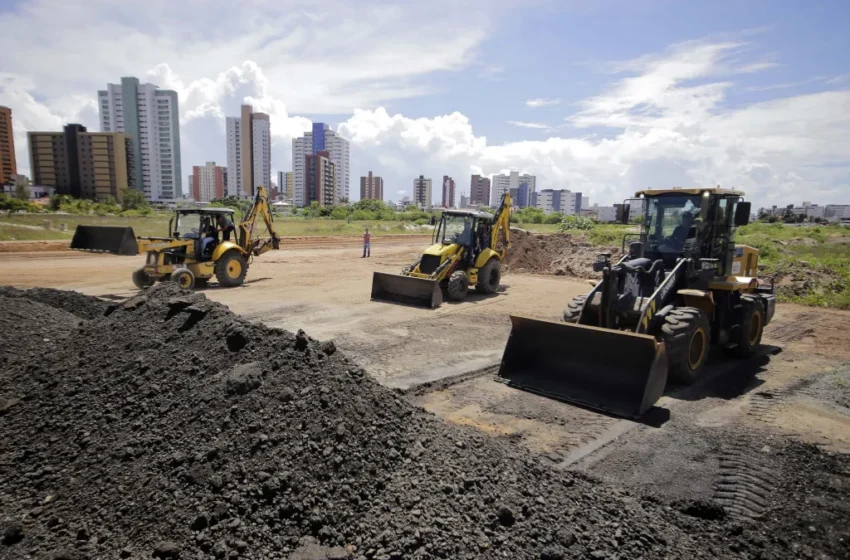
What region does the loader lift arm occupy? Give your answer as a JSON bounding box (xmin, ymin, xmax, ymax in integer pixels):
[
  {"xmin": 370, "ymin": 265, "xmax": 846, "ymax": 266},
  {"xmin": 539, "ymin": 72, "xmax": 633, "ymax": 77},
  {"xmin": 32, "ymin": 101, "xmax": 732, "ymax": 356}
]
[{"xmin": 237, "ymin": 186, "xmax": 280, "ymax": 256}]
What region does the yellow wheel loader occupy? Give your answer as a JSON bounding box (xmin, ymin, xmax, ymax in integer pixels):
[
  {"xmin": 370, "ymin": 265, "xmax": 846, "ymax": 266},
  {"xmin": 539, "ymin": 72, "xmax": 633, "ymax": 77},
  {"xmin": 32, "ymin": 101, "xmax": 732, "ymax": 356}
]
[
  {"xmin": 71, "ymin": 186, "xmax": 280, "ymax": 290},
  {"xmin": 499, "ymin": 188, "xmax": 776, "ymax": 418},
  {"xmin": 371, "ymin": 193, "xmax": 512, "ymax": 308}
]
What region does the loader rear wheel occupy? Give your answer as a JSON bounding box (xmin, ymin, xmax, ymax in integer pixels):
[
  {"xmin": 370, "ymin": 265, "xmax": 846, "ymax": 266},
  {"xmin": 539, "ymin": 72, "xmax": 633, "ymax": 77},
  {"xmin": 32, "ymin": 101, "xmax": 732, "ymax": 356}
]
[
  {"xmin": 215, "ymin": 251, "xmax": 247, "ymax": 287},
  {"xmin": 726, "ymin": 295, "xmax": 765, "ymax": 358},
  {"xmin": 170, "ymin": 268, "xmax": 195, "ymax": 290},
  {"xmin": 132, "ymin": 268, "xmax": 155, "ymax": 289},
  {"xmin": 563, "ymin": 294, "xmax": 588, "ymax": 323},
  {"xmin": 476, "ymin": 259, "xmax": 501, "ymax": 294},
  {"xmin": 447, "ymin": 270, "xmax": 469, "ymax": 301},
  {"xmin": 662, "ymin": 307, "xmax": 711, "ymax": 385}
]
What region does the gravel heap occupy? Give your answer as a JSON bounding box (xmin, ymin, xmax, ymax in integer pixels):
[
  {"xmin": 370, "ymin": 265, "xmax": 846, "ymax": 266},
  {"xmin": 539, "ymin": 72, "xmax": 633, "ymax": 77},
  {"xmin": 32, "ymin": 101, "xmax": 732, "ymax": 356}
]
[{"xmin": 1, "ymin": 285, "xmax": 774, "ymax": 560}]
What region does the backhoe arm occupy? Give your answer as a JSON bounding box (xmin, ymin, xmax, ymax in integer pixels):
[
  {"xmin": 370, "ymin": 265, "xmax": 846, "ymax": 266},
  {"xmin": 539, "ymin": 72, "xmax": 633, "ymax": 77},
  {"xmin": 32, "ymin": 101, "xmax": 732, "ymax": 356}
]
[
  {"xmin": 238, "ymin": 186, "xmax": 281, "ymax": 256},
  {"xmin": 490, "ymin": 192, "xmax": 512, "ymax": 259}
]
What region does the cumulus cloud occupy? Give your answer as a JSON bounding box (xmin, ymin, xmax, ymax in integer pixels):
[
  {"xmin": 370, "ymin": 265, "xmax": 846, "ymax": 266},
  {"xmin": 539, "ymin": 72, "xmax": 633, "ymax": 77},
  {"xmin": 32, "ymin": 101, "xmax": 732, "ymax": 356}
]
[{"xmin": 525, "ymin": 98, "xmax": 562, "ymax": 108}]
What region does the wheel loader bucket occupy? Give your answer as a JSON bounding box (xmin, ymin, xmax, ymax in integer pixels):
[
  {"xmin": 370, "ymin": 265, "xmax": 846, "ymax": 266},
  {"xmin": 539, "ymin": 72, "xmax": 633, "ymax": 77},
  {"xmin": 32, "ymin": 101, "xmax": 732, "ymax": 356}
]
[
  {"xmin": 498, "ymin": 316, "xmax": 668, "ymax": 418},
  {"xmin": 70, "ymin": 226, "xmax": 139, "ymax": 256},
  {"xmin": 370, "ymin": 272, "xmax": 443, "ymax": 308}
]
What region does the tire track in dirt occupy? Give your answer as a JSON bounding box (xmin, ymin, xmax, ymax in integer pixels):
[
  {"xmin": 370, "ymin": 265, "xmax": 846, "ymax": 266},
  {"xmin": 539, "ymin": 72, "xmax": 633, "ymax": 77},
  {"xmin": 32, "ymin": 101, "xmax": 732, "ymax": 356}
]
[{"xmin": 714, "ymin": 444, "xmax": 776, "ymax": 520}]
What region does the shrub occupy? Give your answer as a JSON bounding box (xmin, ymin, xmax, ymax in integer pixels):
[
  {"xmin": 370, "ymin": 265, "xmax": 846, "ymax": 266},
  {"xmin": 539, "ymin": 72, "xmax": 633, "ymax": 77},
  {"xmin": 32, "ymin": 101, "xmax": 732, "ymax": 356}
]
[{"xmin": 557, "ymin": 214, "xmax": 595, "ymax": 231}]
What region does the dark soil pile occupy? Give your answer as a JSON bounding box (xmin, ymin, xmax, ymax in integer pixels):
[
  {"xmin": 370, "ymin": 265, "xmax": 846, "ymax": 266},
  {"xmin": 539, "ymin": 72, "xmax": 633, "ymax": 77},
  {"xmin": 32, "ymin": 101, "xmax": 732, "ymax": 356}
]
[
  {"xmin": 0, "ymin": 285, "xmax": 793, "ymax": 559},
  {"xmin": 769, "ymin": 260, "xmax": 846, "ymax": 300},
  {"xmin": 504, "ymin": 230, "xmax": 620, "ymax": 278}
]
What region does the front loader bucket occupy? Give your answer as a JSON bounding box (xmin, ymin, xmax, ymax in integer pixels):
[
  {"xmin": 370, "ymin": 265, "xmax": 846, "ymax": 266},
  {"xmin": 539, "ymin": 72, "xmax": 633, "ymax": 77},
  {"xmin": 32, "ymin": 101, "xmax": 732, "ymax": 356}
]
[
  {"xmin": 371, "ymin": 272, "xmax": 443, "ymax": 308},
  {"xmin": 498, "ymin": 316, "xmax": 668, "ymax": 418},
  {"xmin": 70, "ymin": 226, "xmax": 139, "ymax": 256}
]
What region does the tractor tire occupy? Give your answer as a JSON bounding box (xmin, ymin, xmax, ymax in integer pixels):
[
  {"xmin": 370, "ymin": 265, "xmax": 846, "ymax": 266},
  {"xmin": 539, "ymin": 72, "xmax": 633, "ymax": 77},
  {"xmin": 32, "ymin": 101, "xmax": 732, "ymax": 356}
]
[
  {"xmin": 562, "ymin": 294, "xmax": 588, "ymax": 323},
  {"xmin": 475, "ymin": 259, "xmax": 501, "ymax": 294},
  {"xmin": 662, "ymin": 307, "xmax": 711, "ymax": 385},
  {"xmin": 132, "ymin": 268, "xmax": 155, "ymax": 289},
  {"xmin": 215, "ymin": 250, "xmax": 248, "ymax": 287},
  {"xmin": 446, "ymin": 270, "xmax": 469, "ymax": 301},
  {"xmin": 170, "ymin": 268, "xmax": 195, "ymax": 290},
  {"xmin": 726, "ymin": 295, "xmax": 765, "ymax": 358}
]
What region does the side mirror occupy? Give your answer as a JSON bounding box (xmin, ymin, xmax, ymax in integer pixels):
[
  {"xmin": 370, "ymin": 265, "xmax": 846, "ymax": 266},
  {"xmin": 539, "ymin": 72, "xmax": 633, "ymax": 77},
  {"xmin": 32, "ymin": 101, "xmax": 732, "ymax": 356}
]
[{"xmin": 734, "ymin": 202, "xmax": 751, "ymax": 226}]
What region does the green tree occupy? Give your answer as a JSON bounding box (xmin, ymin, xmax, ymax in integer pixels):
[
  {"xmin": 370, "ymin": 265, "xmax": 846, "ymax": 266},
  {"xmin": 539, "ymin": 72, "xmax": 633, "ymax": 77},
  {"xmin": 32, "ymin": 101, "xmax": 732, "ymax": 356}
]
[
  {"xmin": 121, "ymin": 187, "xmax": 148, "ymax": 210},
  {"xmin": 14, "ymin": 182, "xmax": 29, "ymax": 201}
]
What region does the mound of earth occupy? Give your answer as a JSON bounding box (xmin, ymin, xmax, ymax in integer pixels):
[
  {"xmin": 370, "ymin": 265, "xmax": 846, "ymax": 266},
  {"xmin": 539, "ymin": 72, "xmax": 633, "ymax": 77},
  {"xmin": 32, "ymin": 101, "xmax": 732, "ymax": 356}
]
[
  {"xmin": 0, "ymin": 285, "xmax": 816, "ymax": 560},
  {"xmin": 504, "ymin": 229, "xmax": 620, "ymax": 278},
  {"xmin": 769, "ymin": 260, "xmax": 846, "ymax": 300}
]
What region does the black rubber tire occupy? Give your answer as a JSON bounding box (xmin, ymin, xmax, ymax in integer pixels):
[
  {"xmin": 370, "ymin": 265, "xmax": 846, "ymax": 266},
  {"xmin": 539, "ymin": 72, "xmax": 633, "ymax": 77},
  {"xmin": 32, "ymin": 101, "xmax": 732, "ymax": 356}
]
[
  {"xmin": 132, "ymin": 268, "xmax": 155, "ymax": 289},
  {"xmin": 563, "ymin": 294, "xmax": 588, "ymax": 323},
  {"xmin": 215, "ymin": 250, "xmax": 248, "ymax": 287},
  {"xmin": 446, "ymin": 270, "xmax": 469, "ymax": 301},
  {"xmin": 170, "ymin": 268, "xmax": 195, "ymax": 290},
  {"xmin": 726, "ymin": 295, "xmax": 765, "ymax": 358},
  {"xmin": 661, "ymin": 307, "xmax": 711, "ymax": 385},
  {"xmin": 475, "ymin": 259, "xmax": 501, "ymax": 294}
]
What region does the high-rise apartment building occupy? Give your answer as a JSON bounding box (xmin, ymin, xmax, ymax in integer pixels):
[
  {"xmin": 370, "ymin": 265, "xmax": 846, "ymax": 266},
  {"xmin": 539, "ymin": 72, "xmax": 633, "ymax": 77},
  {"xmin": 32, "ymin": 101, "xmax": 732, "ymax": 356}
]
[
  {"xmin": 226, "ymin": 105, "xmax": 271, "ymax": 198},
  {"xmin": 0, "ymin": 106, "xmax": 17, "ymax": 186},
  {"xmin": 292, "ymin": 123, "xmax": 350, "ymax": 206},
  {"xmin": 192, "ymin": 162, "xmax": 226, "ymax": 202},
  {"xmin": 360, "ymin": 171, "xmax": 384, "ymax": 201},
  {"xmin": 460, "ymin": 194, "xmax": 470, "ymax": 208},
  {"xmin": 442, "ymin": 175, "xmax": 455, "ymax": 208},
  {"xmin": 98, "ymin": 77, "xmax": 181, "ymax": 201},
  {"xmin": 284, "ymin": 171, "xmax": 293, "ymax": 199},
  {"xmin": 470, "ymin": 174, "xmax": 490, "ymax": 206},
  {"xmin": 491, "ymin": 171, "xmax": 535, "ymax": 207},
  {"xmin": 305, "ymin": 150, "xmax": 336, "ymax": 207},
  {"xmin": 535, "ymin": 189, "xmax": 583, "ymax": 215},
  {"xmin": 413, "ymin": 175, "xmax": 432, "ymax": 209},
  {"xmin": 28, "ymin": 124, "xmax": 134, "ymax": 201}
]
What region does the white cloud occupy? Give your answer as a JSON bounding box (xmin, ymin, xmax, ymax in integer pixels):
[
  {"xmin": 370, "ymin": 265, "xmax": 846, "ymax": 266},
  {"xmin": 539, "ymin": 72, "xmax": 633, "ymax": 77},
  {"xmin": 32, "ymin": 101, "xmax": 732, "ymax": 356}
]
[
  {"xmin": 507, "ymin": 121, "xmax": 549, "ymax": 129},
  {"xmin": 525, "ymin": 98, "xmax": 562, "ymax": 108}
]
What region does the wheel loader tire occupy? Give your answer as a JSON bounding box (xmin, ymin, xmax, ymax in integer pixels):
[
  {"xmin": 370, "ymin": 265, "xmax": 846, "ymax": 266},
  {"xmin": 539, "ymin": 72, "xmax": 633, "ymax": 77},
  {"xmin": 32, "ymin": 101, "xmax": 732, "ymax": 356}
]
[
  {"xmin": 726, "ymin": 295, "xmax": 765, "ymax": 359},
  {"xmin": 132, "ymin": 268, "xmax": 155, "ymax": 289},
  {"xmin": 170, "ymin": 268, "xmax": 195, "ymax": 290},
  {"xmin": 476, "ymin": 259, "xmax": 501, "ymax": 294},
  {"xmin": 215, "ymin": 250, "xmax": 248, "ymax": 287},
  {"xmin": 563, "ymin": 294, "xmax": 588, "ymax": 323},
  {"xmin": 662, "ymin": 307, "xmax": 711, "ymax": 385},
  {"xmin": 446, "ymin": 270, "xmax": 469, "ymax": 301}
]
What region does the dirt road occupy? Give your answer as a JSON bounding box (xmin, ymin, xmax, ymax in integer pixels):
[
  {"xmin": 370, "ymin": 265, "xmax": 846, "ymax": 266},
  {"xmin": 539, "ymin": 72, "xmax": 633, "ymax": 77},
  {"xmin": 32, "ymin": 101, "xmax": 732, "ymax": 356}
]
[{"xmin": 0, "ymin": 239, "xmax": 585, "ymax": 388}]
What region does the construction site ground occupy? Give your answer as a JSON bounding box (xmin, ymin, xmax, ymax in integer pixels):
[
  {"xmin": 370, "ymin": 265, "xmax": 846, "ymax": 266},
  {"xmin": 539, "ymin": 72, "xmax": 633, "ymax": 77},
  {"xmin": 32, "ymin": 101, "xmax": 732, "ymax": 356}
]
[{"xmin": 2, "ymin": 235, "xmax": 850, "ymax": 554}]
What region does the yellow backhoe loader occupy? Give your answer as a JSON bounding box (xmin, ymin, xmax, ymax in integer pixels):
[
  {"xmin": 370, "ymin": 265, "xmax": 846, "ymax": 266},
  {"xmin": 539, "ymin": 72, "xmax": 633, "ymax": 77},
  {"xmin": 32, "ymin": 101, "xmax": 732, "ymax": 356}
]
[
  {"xmin": 499, "ymin": 188, "xmax": 776, "ymax": 418},
  {"xmin": 70, "ymin": 186, "xmax": 280, "ymax": 290},
  {"xmin": 371, "ymin": 193, "xmax": 512, "ymax": 308}
]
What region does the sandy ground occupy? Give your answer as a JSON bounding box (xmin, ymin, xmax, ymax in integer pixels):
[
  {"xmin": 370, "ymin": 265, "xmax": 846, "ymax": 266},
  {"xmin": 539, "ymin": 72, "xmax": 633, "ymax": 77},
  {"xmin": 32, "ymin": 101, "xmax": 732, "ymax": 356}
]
[{"xmin": 2, "ymin": 240, "xmax": 849, "ymax": 516}]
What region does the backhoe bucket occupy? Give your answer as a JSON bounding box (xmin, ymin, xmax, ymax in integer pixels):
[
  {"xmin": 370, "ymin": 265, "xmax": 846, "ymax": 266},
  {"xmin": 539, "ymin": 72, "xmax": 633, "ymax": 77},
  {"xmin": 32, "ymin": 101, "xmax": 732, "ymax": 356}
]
[
  {"xmin": 498, "ymin": 316, "xmax": 668, "ymax": 418},
  {"xmin": 70, "ymin": 226, "xmax": 139, "ymax": 256},
  {"xmin": 371, "ymin": 272, "xmax": 443, "ymax": 308}
]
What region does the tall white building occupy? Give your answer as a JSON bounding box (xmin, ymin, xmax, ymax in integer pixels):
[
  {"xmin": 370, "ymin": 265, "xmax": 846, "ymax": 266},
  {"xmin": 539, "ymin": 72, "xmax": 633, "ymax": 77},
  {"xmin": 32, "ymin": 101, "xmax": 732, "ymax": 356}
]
[
  {"xmin": 225, "ymin": 105, "xmax": 271, "ymax": 198},
  {"xmin": 225, "ymin": 117, "xmax": 241, "ymax": 196},
  {"xmin": 98, "ymin": 77, "xmax": 182, "ymax": 201},
  {"xmin": 292, "ymin": 123, "xmax": 350, "ymax": 206},
  {"xmin": 251, "ymin": 113, "xmax": 271, "ymax": 193},
  {"xmin": 535, "ymin": 189, "xmax": 582, "ymax": 215},
  {"xmin": 413, "ymin": 175, "xmax": 432, "ymax": 209},
  {"xmin": 491, "ymin": 171, "xmax": 536, "ymax": 207}
]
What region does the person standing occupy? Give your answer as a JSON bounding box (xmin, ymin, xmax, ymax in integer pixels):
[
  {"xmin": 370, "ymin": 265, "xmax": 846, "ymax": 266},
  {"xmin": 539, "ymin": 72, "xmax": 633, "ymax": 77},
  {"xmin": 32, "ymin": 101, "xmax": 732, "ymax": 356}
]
[
  {"xmin": 216, "ymin": 214, "xmax": 236, "ymax": 242},
  {"xmin": 362, "ymin": 227, "xmax": 371, "ymax": 258}
]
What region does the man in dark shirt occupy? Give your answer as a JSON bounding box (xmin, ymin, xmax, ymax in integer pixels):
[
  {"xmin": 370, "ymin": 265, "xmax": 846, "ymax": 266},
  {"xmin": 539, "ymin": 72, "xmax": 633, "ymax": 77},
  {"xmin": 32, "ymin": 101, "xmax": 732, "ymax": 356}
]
[{"xmin": 216, "ymin": 214, "xmax": 236, "ymax": 242}]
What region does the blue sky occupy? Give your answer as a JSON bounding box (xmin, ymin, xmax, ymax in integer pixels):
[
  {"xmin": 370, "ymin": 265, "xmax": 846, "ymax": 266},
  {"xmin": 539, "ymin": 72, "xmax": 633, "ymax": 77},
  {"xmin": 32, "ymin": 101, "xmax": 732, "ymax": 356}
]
[{"xmin": 1, "ymin": 0, "xmax": 849, "ymax": 207}]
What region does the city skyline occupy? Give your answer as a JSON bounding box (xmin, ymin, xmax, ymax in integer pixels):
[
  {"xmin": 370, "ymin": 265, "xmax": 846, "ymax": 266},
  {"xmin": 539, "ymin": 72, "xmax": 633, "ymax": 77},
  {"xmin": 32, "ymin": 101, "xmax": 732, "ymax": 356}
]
[{"xmin": 1, "ymin": 2, "xmax": 849, "ymax": 208}]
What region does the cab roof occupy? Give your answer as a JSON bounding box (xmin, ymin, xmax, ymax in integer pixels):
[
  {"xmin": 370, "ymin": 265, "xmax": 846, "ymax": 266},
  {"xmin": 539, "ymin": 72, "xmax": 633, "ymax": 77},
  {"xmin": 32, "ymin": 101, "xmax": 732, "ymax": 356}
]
[
  {"xmin": 634, "ymin": 187, "xmax": 745, "ymax": 197},
  {"xmin": 444, "ymin": 209, "xmax": 494, "ymax": 220},
  {"xmin": 176, "ymin": 207, "xmax": 235, "ymax": 215}
]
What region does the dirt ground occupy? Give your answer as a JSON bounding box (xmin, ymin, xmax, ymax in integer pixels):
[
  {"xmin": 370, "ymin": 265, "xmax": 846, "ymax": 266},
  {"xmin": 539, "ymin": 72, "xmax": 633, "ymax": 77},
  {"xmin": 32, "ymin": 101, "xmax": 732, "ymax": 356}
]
[{"xmin": 2, "ymin": 237, "xmax": 850, "ymax": 552}]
